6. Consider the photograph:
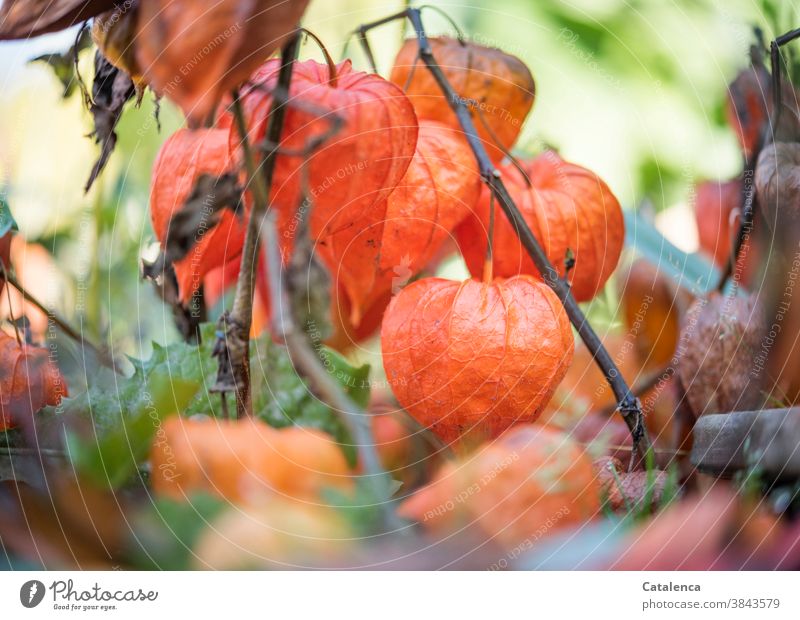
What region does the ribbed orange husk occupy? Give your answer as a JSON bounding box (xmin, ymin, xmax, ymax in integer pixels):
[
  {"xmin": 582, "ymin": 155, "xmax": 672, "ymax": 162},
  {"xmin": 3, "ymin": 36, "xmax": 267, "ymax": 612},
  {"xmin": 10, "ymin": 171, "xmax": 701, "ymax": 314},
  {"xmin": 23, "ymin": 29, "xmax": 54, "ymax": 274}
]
[
  {"xmin": 398, "ymin": 424, "xmax": 600, "ymax": 550},
  {"xmin": 150, "ymin": 128, "xmax": 246, "ymax": 302},
  {"xmin": 381, "ymin": 276, "xmax": 574, "ymax": 447},
  {"xmin": 390, "ymin": 37, "xmax": 535, "ymax": 165},
  {"xmin": 0, "ymin": 331, "xmax": 67, "ymax": 431},
  {"xmin": 456, "ymin": 151, "xmax": 624, "ymax": 302},
  {"xmin": 150, "ymin": 416, "xmax": 353, "ymax": 504},
  {"xmin": 231, "ymin": 59, "xmax": 418, "ymax": 245},
  {"xmin": 135, "ymin": 0, "xmax": 310, "ymax": 125},
  {"xmin": 320, "ymin": 120, "xmax": 481, "ymax": 325}
]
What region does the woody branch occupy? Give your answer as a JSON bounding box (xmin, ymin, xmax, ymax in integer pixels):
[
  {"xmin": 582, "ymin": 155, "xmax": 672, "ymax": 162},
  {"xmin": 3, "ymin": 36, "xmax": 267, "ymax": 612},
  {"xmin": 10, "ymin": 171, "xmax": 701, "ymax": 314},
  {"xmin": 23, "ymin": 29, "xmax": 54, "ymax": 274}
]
[{"xmin": 354, "ymin": 7, "xmax": 652, "ymax": 461}]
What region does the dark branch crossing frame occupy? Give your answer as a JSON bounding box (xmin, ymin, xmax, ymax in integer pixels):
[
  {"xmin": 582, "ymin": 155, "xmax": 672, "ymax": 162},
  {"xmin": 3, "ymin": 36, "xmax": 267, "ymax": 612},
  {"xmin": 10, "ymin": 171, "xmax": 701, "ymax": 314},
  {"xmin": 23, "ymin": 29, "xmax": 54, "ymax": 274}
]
[{"xmin": 351, "ymin": 6, "xmax": 653, "ymax": 462}]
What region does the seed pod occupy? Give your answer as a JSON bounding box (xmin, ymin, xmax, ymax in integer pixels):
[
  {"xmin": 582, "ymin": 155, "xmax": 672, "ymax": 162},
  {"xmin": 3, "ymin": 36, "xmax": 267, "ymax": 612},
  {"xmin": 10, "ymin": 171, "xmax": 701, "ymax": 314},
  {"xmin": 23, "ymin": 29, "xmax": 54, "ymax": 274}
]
[
  {"xmin": 136, "ymin": 0, "xmax": 311, "ymax": 125},
  {"xmin": 726, "ymin": 61, "xmax": 771, "ymax": 158},
  {"xmin": 456, "ymin": 151, "xmax": 624, "ymax": 302},
  {"xmin": 594, "ymin": 456, "xmax": 667, "ymax": 513},
  {"xmin": 149, "ymin": 128, "xmax": 246, "ymax": 303},
  {"xmin": 398, "ymin": 425, "xmax": 599, "ymax": 549},
  {"xmin": 0, "ymin": 331, "xmax": 68, "ymax": 431},
  {"xmin": 319, "ymin": 120, "xmax": 481, "ymax": 325},
  {"xmin": 756, "ymin": 141, "xmax": 800, "ymax": 230},
  {"xmin": 381, "ymin": 275, "xmax": 574, "ymax": 446},
  {"xmin": 92, "ymin": 4, "xmax": 145, "ymax": 88},
  {"xmin": 150, "ymin": 416, "xmax": 353, "ymax": 504},
  {"xmin": 391, "ymin": 37, "xmax": 535, "ymax": 164},
  {"xmin": 677, "ymin": 292, "xmax": 765, "ymax": 417}
]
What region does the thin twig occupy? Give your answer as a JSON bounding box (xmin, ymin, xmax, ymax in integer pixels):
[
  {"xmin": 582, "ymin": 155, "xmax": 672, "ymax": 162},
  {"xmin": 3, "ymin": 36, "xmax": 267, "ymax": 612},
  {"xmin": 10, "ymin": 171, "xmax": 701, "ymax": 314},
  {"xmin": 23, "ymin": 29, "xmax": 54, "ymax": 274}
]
[
  {"xmin": 213, "ymin": 33, "xmax": 301, "ymax": 417},
  {"xmin": 4, "ymin": 271, "xmax": 119, "ymax": 372},
  {"xmin": 260, "ymin": 211, "xmax": 405, "ymax": 534},
  {"xmin": 350, "ymin": 6, "xmax": 652, "ymax": 462},
  {"xmin": 0, "ymin": 447, "xmax": 66, "ymax": 459},
  {"xmin": 596, "ymin": 365, "xmax": 672, "ymax": 418},
  {"xmin": 400, "ymin": 7, "xmax": 651, "ymax": 462}
]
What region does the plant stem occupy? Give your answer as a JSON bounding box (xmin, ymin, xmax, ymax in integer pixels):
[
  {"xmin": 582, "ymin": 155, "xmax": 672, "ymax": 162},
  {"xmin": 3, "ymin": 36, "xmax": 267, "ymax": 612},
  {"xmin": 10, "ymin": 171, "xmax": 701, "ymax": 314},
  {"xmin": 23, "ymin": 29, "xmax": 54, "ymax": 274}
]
[
  {"xmin": 357, "ymin": 7, "xmax": 652, "ymax": 461},
  {"xmin": 261, "ymin": 211, "xmax": 405, "ymax": 534},
  {"xmin": 482, "ymin": 193, "xmax": 495, "ymax": 284},
  {"xmin": 5, "ymin": 271, "xmax": 118, "ymax": 372},
  {"xmin": 214, "ymin": 33, "xmax": 301, "ymax": 417}
]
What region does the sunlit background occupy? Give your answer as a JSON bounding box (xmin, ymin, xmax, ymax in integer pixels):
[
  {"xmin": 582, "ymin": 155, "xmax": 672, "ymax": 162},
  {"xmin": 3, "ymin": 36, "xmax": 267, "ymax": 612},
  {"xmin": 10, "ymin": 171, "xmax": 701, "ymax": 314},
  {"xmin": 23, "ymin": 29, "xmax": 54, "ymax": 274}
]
[{"xmin": 0, "ymin": 0, "xmax": 795, "ymax": 377}]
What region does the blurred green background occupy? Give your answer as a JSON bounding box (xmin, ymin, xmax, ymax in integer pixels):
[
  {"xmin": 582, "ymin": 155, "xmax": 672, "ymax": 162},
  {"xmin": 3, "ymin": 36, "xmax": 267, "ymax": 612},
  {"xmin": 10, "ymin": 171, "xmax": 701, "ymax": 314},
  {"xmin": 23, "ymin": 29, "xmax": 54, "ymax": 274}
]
[{"xmin": 0, "ymin": 0, "xmax": 795, "ymax": 371}]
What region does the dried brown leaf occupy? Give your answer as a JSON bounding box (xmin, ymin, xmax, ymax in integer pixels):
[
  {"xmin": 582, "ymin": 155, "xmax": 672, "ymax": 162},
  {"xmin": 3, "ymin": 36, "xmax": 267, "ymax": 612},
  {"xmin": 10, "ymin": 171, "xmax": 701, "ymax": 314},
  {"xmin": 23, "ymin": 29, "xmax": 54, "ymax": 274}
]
[
  {"xmin": 135, "ymin": 0, "xmax": 310, "ymax": 125},
  {"xmin": 85, "ymin": 50, "xmax": 136, "ymax": 192},
  {"xmin": 0, "ymin": 0, "xmax": 117, "ymax": 40}
]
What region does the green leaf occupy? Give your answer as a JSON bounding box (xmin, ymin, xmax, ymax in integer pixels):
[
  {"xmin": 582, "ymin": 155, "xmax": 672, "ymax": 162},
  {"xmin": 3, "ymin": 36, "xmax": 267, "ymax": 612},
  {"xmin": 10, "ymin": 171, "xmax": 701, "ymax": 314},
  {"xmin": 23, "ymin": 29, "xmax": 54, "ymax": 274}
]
[
  {"xmin": 65, "ymin": 374, "xmax": 198, "ymax": 488},
  {"xmin": 323, "ymin": 474, "xmax": 403, "ymax": 535},
  {"xmin": 624, "ymin": 209, "xmax": 719, "ymax": 296},
  {"xmin": 0, "ymin": 196, "xmax": 18, "ymax": 237},
  {"xmin": 250, "ymin": 341, "xmax": 369, "ymax": 467},
  {"xmin": 319, "ymin": 347, "xmax": 371, "ymax": 408},
  {"xmin": 59, "ymin": 324, "xmax": 371, "ymax": 483}
]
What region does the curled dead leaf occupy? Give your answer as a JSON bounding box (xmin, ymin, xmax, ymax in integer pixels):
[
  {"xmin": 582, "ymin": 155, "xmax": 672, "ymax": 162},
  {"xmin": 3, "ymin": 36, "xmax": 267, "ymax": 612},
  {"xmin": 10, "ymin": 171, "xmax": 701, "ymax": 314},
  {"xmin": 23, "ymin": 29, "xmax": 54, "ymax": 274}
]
[
  {"xmin": 85, "ymin": 50, "xmax": 137, "ymax": 192},
  {"xmin": 611, "ymin": 486, "xmax": 800, "ymax": 570},
  {"xmin": 0, "ymin": 0, "xmax": 117, "ymax": 40},
  {"xmin": 135, "ymin": 0, "xmax": 310, "ymax": 125}
]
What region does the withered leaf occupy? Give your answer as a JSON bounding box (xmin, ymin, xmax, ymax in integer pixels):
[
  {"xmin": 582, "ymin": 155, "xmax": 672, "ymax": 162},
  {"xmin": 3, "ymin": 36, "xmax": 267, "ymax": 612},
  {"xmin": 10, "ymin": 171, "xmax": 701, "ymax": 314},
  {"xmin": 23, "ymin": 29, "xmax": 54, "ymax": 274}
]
[
  {"xmin": 0, "ymin": 0, "xmax": 117, "ymax": 40},
  {"xmin": 141, "ymin": 252, "xmax": 206, "ymax": 343},
  {"xmin": 84, "ymin": 49, "xmax": 135, "ymax": 192},
  {"xmin": 163, "ymin": 172, "xmax": 241, "ymax": 265},
  {"xmin": 136, "ymin": 0, "xmax": 310, "ymax": 125},
  {"xmin": 29, "ymin": 25, "xmax": 93, "ymax": 98}
]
